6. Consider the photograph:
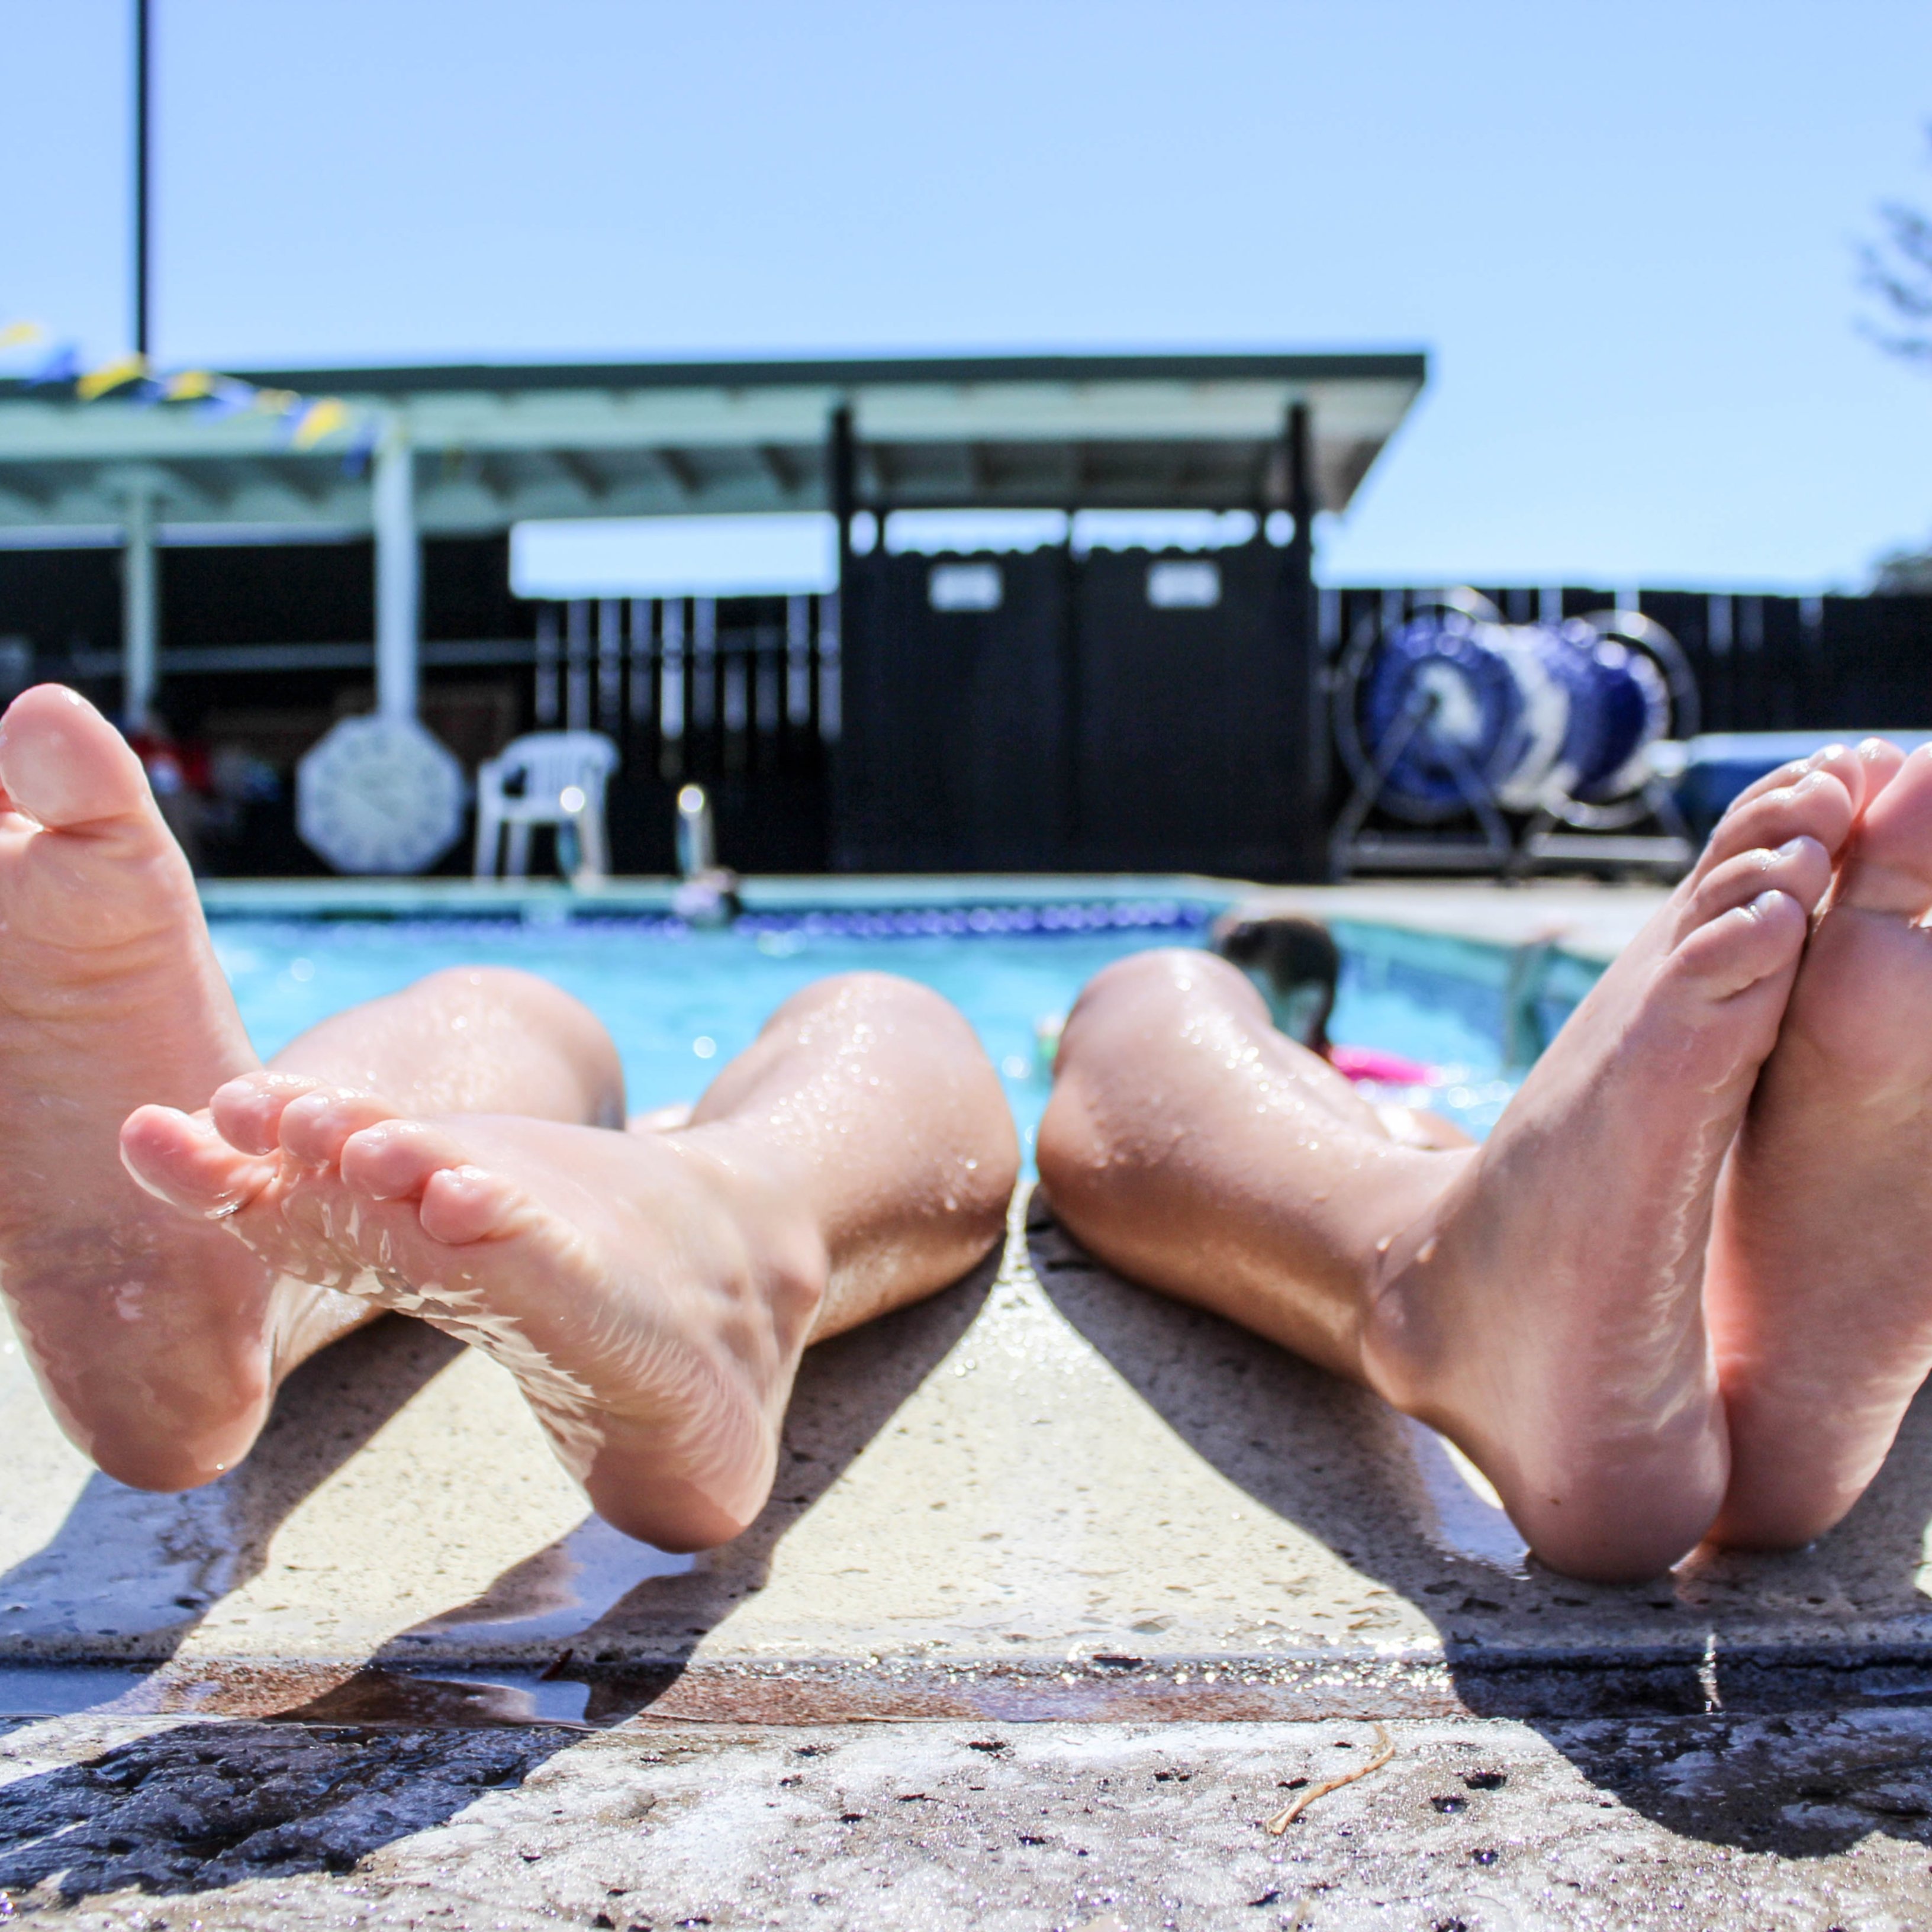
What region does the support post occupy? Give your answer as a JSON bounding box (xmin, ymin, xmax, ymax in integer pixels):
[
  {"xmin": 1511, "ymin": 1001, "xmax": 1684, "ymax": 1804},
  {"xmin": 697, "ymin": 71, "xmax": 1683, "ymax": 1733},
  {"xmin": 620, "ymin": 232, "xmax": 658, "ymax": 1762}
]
[
  {"xmin": 373, "ymin": 422, "xmax": 418, "ymax": 722},
  {"xmin": 133, "ymin": 0, "xmax": 151, "ymax": 359},
  {"xmin": 827, "ymin": 404, "xmax": 856, "ymax": 864},
  {"xmin": 122, "ymin": 481, "xmax": 159, "ymax": 730},
  {"xmin": 1285, "ymin": 401, "xmax": 1325, "ymax": 880}
]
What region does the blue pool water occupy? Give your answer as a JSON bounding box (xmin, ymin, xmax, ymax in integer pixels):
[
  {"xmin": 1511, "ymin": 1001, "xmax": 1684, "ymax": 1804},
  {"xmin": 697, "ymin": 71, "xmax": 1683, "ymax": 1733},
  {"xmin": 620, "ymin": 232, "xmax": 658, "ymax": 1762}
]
[{"xmin": 208, "ymin": 907, "xmax": 1537, "ymax": 1163}]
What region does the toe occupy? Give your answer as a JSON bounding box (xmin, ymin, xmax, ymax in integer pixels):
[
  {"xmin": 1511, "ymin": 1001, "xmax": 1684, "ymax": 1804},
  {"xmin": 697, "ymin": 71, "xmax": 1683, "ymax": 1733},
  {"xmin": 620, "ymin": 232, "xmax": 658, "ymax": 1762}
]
[
  {"xmin": 1689, "ymin": 836, "xmax": 1834, "ymax": 928},
  {"xmin": 1674, "ymin": 888, "xmax": 1811, "ymax": 1001},
  {"xmin": 276, "ymin": 1088, "xmax": 396, "ymax": 1167},
  {"xmin": 419, "ymin": 1165, "xmax": 527, "ymax": 1244},
  {"xmin": 338, "ymin": 1117, "xmax": 474, "ymax": 1203},
  {"xmin": 212, "ymin": 1071, "xmax": 333, "ymax": 1155},
  {"xmin": 1851, "ymin": 736, "xmax": 1908, "ymax": 813},
  {"xmin": 1700, "ymin": 767, "xmax": 1856, "ymax": 878},
  {"xmin": 0, "ymin": 687, "xmax": 154, "ymax": 832},
  {"xmin": 120, "ymin": 1105, "xmax": 275, "ymax": 1218},
  {"xmin": 1832, "ymin": 743, "xmax": 1932, "ymax": 917}
]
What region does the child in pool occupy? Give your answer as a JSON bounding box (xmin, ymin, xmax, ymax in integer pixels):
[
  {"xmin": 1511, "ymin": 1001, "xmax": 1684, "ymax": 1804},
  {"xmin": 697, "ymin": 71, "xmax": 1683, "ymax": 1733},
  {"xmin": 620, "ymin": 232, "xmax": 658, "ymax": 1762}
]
[
  {"xmin": 1209, "ymin": 911, "xmax": 1470, "ymax": 1150},
  {"xmin": 1039, "ymin": 737, "xmax": 1932, "ymax": 1579},
  {"xmin": 0, "ymin": 685, "xmax": 1017, "ymax": 1554}
]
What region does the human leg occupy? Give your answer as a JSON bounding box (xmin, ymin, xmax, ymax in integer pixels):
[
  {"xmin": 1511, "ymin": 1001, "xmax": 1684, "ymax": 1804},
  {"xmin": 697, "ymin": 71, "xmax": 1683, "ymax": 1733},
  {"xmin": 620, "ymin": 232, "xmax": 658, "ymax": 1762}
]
[
  {"xmin": 124, "ymin": 972, "xmax": 1018, "ymax": 1551},
  {"xmin": 0, "ymin": 684, "xmax": 624, "ymax": 1491},
  {"xmin": 1039, "ymin": 759, "xmax": 1863, "ymax": 1580}
]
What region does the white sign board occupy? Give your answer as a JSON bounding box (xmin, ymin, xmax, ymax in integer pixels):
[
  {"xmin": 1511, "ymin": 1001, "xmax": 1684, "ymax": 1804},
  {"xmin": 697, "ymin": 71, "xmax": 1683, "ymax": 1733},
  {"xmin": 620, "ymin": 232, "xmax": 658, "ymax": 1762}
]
[{"xmin": 511, "ymin": 514, "xmax": 839, "ymax": 600}]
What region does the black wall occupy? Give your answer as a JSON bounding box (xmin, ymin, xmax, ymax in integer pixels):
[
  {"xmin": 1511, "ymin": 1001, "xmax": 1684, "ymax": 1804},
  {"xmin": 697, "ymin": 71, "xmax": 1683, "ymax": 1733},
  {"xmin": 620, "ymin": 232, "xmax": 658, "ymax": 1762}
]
[
  {"xmin": 835, "ymin": 542, "xmax": 1316, "ymax": 878},
  {"xmin": 4, "ymin": 538, "xmax": 1932, "ymax": 879},
  {"xmin": 835, "ymin": 549, "xmax": 1070, "ymax": 871}
]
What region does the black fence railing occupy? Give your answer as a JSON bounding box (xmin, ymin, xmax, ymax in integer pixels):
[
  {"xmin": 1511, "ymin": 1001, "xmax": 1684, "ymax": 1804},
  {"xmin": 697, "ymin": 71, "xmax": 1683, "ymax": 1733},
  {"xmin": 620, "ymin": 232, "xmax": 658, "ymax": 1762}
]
[
  {"xmin": 1322, "ymin": 587, "xmax": 1932, "ymax": 737},
  {"xmin": 4, "ymin": 529, "xmax": 1932, "ymax": 880}
]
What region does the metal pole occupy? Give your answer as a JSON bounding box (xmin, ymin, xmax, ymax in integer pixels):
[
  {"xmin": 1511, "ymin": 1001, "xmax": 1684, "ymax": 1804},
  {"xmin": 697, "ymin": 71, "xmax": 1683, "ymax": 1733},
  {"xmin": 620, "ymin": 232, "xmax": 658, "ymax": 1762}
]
[
  {"xmin": 1286, "ymin": 401, "xmax": 1324, "ymax": 880},
  {"xmin": 565, "ymin": 598, "xmax": 591, "ymax": 730},
  {"xmin": 123, "ymin": 481, "xmax": 158, "ymax": 729},
  {"xmin": 826, "ymin": 404, "xmax": 855, "ymax": 856},
  {"xmin": 133, "ymin": 0, "xmax": 151, "ymax": 358},
  {"xmin": 372, "ymin": 422, "xmax": 419, "ymax": 721}
]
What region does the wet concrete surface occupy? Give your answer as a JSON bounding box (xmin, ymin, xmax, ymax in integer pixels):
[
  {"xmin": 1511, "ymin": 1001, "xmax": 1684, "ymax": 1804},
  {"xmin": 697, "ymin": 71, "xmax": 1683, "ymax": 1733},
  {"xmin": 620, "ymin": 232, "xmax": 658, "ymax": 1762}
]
[
  {"xmin": 5, "ymin": 1186, "xmax": 1932, "ymax": 1731},
  {"xmin": 5, "ymin": 1713, "xmax": 1932, "ymax": 1928},
  {"xmin": 5, "ymin": 1035, "xmax": 1932, "ymax": 1921}
]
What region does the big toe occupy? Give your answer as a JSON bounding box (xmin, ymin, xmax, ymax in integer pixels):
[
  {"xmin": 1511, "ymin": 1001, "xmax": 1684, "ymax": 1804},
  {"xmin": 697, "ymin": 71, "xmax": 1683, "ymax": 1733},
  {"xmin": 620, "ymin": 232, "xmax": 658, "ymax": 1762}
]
[
  {"xmin": 0, "ymin": 687, "xmax": 154, "ymax": 831},
  {"xmin": 121, "ymin": 1105, "xmax": 273, "ymax": 1219},
  {"xmin": 1835, "ymin": 744, "xmax": 1932, "ymax": 917}
]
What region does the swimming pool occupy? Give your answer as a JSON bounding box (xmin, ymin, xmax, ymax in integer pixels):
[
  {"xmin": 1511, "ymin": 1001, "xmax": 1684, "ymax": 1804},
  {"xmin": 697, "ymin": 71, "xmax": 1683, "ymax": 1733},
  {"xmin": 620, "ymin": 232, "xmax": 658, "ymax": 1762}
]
[{"xmin": 207, "ymin": 894, "xmax": 1570, "ymax": 1161}]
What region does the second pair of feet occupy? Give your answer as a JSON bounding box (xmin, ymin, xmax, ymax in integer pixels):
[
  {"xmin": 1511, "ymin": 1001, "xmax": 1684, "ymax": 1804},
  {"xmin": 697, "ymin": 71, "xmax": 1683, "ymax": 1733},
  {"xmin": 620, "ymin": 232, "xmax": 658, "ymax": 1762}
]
[{"xmin": 1041, "ymin": 736, "xmax": 1932, "ymax": 1580}]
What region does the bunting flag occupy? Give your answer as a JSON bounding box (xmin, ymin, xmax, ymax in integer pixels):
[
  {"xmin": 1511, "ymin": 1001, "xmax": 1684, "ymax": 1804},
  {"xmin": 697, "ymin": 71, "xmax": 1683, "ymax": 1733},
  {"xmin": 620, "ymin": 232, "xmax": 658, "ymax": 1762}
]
[
  {"xmin": 340, "ymin": 413, "xmax": 381, "ymax": 478},
  {"xmin": 25, "ymin": 343, "xmax": 80, "ymax": 384},
  {"xmin": 288, "ymin": 396, "xmax": 350, "ymax": 449},
  {"xmin": 75, "ymin": 353, "xmax": 150, "ymax": 401},
  {"xmin": 195, "ymin": 376, "xmax": 260, "ymax": 420},
  {"xmin": 4, "ymin": 318, "xmax": 376, "ymax": 472}
]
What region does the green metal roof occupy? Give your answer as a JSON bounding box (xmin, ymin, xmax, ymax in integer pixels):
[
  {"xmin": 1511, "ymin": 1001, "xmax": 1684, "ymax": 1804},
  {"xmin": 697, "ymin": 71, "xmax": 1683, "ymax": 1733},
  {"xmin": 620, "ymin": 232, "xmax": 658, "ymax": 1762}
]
[{"xmin": 0, "ymin": 348, "xmax": 1428, "ymax": 536}]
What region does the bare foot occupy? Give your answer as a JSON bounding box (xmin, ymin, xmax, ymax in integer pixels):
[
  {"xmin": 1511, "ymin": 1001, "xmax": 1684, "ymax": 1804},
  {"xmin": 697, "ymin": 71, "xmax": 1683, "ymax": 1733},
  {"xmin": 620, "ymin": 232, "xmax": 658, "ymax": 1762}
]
[
  {"xmin": 121, "ymin": 1076, "xmax": 831, "ymax": 1549},
  {"xmin": 1360, "ymin": 751, "xmax": 1868, "ymax": 1580},
  {"xmin": 0, "ymin": 687, "xmax": 289, "ymax": 1488},
  {"xmin": 1704, "ymin": 739, "xmax": 1932, "ymax": 1548}
]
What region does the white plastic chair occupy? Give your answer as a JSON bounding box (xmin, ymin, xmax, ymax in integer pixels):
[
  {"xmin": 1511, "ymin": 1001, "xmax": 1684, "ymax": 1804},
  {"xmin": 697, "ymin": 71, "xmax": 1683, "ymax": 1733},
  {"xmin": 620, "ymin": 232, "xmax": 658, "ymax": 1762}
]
[{"xmin": 473, "ymin": 731, "xmax": 619, "ymax": 881}]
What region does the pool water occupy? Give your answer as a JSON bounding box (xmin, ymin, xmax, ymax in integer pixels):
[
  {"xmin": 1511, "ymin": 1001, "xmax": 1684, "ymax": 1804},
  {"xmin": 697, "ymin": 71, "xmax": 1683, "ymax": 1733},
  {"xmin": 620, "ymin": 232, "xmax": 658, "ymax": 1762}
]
[{"xmin": 208, "ymin": 912, "xmax": 1533, "ymax": 1166}]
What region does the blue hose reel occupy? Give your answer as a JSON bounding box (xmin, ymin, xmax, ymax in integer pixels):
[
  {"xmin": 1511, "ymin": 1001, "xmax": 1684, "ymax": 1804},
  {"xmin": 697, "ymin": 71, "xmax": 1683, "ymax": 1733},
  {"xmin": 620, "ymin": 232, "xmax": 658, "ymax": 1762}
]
[{"xmin": 1332, "ymin": 593, "xmax": 1698, "ymax": 871}]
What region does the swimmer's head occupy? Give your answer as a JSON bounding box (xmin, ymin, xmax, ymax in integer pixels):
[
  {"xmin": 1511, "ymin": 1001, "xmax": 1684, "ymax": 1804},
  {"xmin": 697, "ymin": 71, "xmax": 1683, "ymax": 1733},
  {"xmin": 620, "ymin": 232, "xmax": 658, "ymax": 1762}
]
[{"xmin": 1210, "ymin": 912, "xmax": 1339, "ymax": 1051}]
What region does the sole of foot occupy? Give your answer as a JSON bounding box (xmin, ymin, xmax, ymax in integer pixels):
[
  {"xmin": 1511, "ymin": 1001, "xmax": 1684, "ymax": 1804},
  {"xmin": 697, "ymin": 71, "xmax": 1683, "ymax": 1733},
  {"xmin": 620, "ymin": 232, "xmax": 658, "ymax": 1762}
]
[
  {"xmin": 122, "ymin": 1073, "xmax": 830, "ymax": 1550},
  {"xmin": 1360, "ymin": 745, "xmax": 1878, "ymax": 1582},
  {"xmin": 0, "ymin": 685, "xmax": 282, "ymax": 1489},
  {"xmin": 1706, "ymin": 739, "xmax": 1932, "ymax": 1548}
]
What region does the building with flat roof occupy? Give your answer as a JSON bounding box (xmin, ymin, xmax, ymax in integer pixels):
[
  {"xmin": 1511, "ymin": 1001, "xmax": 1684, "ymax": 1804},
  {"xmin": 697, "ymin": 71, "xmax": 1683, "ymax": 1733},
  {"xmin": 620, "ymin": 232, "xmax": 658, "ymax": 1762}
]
[{"xmin": 0, "ymin": 350, "xmax": 1427, "ymax": 878}]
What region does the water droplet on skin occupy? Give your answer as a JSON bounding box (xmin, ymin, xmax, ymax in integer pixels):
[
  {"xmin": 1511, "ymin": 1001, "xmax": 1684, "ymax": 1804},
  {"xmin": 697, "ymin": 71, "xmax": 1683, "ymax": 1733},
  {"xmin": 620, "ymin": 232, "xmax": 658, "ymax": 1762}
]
[
  {"xmin": 1375, "ymin": 1235, "xmax": 1392, "ymax": 1255},
  {"xmin": 1416, "ymin": 1237, "xmax": 1439, "ymax": 1265}
]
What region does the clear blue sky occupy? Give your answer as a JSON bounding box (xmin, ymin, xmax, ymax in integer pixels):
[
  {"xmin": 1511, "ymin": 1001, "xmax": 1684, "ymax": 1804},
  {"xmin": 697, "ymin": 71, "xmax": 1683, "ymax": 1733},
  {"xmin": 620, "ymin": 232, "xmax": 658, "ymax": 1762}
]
[{"xmin": 4, "ymin": 0, "xmax": 1931, "ymax": 589}]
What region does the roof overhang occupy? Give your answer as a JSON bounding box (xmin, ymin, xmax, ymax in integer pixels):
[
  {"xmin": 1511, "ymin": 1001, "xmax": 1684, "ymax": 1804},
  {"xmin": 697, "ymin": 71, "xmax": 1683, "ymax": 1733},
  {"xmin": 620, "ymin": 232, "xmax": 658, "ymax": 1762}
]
[{"xmin": 0, "ymin": 350, "xmax": 1427, "ymax": 538}]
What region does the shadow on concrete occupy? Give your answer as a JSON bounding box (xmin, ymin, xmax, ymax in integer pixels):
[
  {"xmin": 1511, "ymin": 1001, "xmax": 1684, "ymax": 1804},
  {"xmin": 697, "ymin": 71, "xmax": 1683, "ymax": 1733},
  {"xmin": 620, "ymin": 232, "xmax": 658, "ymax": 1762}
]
[
  {"xmin": 1029, "ymin": 1197, "xmax": 1932, "ymax": 1858},
  {"xmin": 0, "ymin": 1316, "xmax": 462, "ymax": 1664},
  {"xmin": 0, "ymin": 1714, "xmax": 566, "ymax": 1900},
  {"xmin": 338, "ymin": 1241, "xmax": 1004, "ymax": 1722}
]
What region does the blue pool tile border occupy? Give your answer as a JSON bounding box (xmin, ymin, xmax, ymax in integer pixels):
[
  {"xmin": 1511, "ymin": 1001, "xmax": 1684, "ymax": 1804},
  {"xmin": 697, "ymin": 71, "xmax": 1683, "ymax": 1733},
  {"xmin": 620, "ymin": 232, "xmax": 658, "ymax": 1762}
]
[{"xmin": 202, "ymin": 900, "xmax": 1216, "ymax": 940}]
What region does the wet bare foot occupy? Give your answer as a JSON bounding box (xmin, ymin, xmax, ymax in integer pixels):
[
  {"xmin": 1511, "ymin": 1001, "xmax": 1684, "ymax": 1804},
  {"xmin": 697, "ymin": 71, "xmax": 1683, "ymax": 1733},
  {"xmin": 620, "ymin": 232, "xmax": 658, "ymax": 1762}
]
[
  {"xmin": 122, "ymin": 1076, "xmax": 831, "ymax": 1549},
  {"xmin": 1360, "ymin": 751, "xmax": 1868, "ymax": 1580},
  {"xmin": 1704, "ymin": 739, "xmax": 1932, "ymax": 1548},
  {"xmin": 0, "ymin": 686, "xmax": 288, "ymax": 1488}
]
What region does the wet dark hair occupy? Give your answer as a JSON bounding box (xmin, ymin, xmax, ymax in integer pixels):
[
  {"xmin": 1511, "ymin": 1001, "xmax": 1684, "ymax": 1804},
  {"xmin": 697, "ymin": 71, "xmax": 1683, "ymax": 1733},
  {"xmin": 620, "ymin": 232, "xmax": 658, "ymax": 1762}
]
[{"xmin": 1210, "ymin": 912, "xmax": 1339, "ymax": 1049}]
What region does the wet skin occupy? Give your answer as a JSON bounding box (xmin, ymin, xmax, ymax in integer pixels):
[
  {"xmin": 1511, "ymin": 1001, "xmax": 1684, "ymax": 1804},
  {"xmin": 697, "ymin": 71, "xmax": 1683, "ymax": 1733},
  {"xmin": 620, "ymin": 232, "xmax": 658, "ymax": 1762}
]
[
  {"xmin": 126, "ymin": 974, "xmax": 1017, "ymax": 1550},
  {"xmin": 1041, "ymin": 742, "xmax": 1914, "ymax": 1581},
  {"xmin": 0, "ymin": 684, "xmax": 1016, "ymax": 1548}
]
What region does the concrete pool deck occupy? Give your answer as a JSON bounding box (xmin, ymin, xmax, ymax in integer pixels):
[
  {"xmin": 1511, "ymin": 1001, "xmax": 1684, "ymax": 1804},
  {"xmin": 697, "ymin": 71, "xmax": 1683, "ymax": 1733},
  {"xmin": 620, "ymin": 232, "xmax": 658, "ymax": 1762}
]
[{"xmin": 6, "ymin": 874, "xmax": 1929, "ymax": 1928}]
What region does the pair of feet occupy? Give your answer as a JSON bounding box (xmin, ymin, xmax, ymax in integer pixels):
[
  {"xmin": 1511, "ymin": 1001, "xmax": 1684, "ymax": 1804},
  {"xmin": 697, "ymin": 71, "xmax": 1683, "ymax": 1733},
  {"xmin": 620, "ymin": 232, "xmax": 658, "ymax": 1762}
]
[
  {"xmin": 1041, "ymin": 733, "xmax": 1932, "ymax": 1580},
  {"xmin": 0, "ymin": 687, "xmax": 1013, "ymax": 1556}
]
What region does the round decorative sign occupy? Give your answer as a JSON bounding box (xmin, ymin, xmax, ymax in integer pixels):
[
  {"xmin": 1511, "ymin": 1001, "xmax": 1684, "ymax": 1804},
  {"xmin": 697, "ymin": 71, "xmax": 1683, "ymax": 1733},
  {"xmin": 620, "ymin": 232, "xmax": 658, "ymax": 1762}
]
[{"xmin": 296, "ymin": 714, "xmax": 467, "ymax": 875}]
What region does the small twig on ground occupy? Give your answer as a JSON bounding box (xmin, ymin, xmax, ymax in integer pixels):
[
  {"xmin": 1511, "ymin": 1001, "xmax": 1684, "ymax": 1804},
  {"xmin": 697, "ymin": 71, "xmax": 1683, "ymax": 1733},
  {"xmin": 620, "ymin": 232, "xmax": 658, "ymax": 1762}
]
[{"xmin": 1266, "ymin": 1722, "xmax": 1396, "ymax": 1833}]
